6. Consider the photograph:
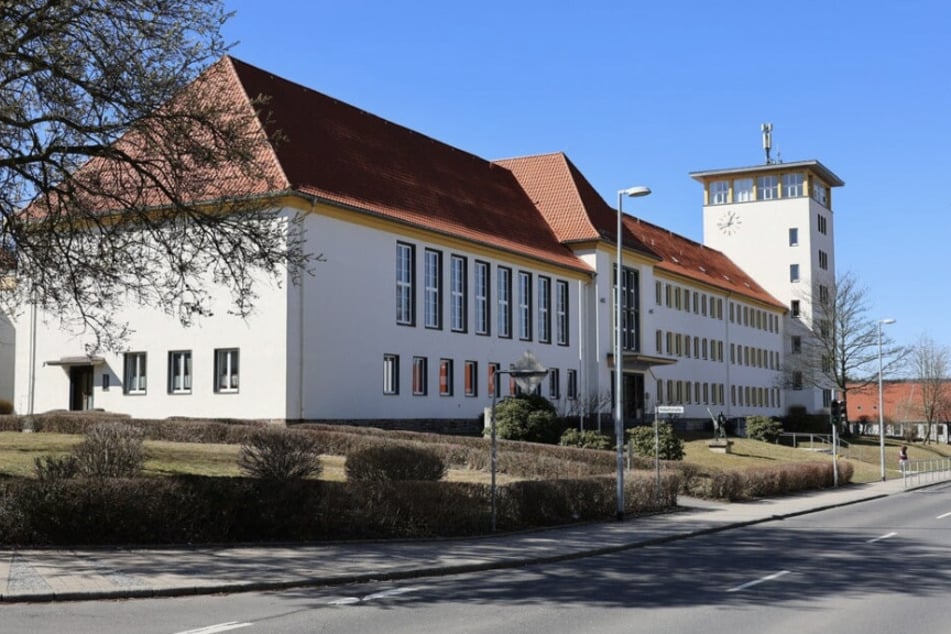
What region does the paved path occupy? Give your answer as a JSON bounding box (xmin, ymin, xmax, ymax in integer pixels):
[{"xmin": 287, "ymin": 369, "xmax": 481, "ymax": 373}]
[{"xmin": 2, "ymin": 474, "xmax": 947, "ymax": 603}]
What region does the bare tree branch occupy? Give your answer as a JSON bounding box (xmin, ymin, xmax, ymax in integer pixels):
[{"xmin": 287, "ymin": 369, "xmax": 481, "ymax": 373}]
[{"xmin": 1, "ymin": 0, "xmax": 310, "ymax": 350}]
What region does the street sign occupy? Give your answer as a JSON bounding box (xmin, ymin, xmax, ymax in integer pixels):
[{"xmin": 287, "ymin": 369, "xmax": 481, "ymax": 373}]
[{"xmin": 656, "ymin": 405, "xmax": 684, "ymax": 414}]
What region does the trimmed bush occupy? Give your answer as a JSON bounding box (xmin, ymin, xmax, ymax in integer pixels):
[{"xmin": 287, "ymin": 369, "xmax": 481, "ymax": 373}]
[
  {"xmin": 0, "ymin": 400, "xmax": 13, "ymax": 415},
  {"xmin": 73, "ymin": 422, "xmax": 145, "ymax": 478},
  {"xmin": 746, "ymin": 415, "xmax": 783, "ymax": 443},
  {"xmin": 490, "ymin": 393, "xmax": 563, "ymax": 443},
  {"xmin": 559, "ymin": 429, "xmax": 612, "ymax": 450},
  {"xmin": 345, "ymin": 445, "xmax": 447, "ymax": 481},
  {"xmin": 628, "ymin": 423, "xmax": 684, "ymax": 460},
  {"xmin": 237, "ymin": 429, "xmax": 322, "ymax": 481}
]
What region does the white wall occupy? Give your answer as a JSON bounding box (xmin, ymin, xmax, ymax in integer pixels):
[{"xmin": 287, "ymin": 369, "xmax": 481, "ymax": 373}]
[{"xmin": 290, "ymin": 208, "xmax": 590, "ymax": 421}]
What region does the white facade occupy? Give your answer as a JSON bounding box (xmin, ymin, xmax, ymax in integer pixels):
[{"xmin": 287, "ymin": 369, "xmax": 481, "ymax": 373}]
[{"xmin": 695, "ymin": 161, "xmax": 843, "ymax": 413}]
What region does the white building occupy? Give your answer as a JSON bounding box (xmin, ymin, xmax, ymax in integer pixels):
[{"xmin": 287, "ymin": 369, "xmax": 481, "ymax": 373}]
[
  {"xmin": 693, "ymin": 159, "xmax": 844, "ymax": 413},
  {"xmin": 16, "ymin": 57, "xmax": 801, "ymax": 427}
]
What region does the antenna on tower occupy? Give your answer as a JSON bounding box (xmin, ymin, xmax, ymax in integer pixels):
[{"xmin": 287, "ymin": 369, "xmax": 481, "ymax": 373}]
[{"xmin": 761, "ymin": 122, "xmax": 773, "ymax": 164}]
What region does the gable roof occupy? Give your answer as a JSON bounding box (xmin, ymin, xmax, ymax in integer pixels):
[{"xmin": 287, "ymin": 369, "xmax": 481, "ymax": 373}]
[
  {"xmin": 495, "ymin": 152, "xmax": 658, "ymax": 258},
  {"xmin": 225, "ymin": 58, "xmax": 588, "ymax": 272},
  {"xmin": 498, "ymin": 152, "xmax": 784, "ymax": 308}
]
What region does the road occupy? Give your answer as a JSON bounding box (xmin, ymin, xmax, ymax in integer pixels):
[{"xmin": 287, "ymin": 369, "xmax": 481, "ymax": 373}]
[{"xmin": 4, "ymin": 483, "xmax": 950, "ymax": 633}]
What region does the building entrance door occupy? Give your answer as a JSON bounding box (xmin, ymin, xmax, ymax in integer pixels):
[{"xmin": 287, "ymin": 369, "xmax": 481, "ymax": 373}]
[
  {"xmin": 69, "ymin": 365, "xmax": 94, "ymax": 411},
  {"xmin": 623, "ymin": 373, "xmax": 645, "ymax": 421}
]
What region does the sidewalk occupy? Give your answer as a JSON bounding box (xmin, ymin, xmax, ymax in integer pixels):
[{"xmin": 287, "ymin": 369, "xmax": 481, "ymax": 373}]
[{"xmin": 0, "ymin": 475, "xmax": 944, "ymax": 603}]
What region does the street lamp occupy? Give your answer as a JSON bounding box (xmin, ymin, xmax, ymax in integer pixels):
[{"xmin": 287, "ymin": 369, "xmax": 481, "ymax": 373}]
[
  {"xmin": 615, "ymin": 185, "xmax": 651, "ymax": 521},
  {"xmin": 878, "ymin": 318, "xmax": 896, "ymax": 480},
  {"xmin": 490, "ymin": 351, "xmax": 548, "ymax": 531}
]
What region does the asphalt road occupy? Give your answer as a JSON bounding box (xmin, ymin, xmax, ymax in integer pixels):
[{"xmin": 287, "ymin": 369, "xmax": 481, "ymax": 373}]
[{"xmin": 5, "ymin": 483, "xmax": 950, "ymax": 633}]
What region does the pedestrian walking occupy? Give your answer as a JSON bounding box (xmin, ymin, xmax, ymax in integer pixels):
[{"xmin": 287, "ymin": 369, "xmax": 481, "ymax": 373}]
[{"xmin": 899, "ymin": 445, "xmax": 909, "ymax": 475}]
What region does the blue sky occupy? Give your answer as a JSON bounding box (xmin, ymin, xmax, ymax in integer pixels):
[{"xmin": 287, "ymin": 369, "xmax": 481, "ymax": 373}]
[{"xmin": 223, "ymin": 0, "xmax": 951, "ymax": 356}]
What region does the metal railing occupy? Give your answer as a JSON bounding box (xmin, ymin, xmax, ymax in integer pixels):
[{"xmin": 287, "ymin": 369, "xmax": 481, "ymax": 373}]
[
  {"xmin": 902, "ymin": 459, "xmax": 951, "ymax": 488},
  {"xmin": 779, "ymin": 432, "xmax": 850, "ymax": 457}
]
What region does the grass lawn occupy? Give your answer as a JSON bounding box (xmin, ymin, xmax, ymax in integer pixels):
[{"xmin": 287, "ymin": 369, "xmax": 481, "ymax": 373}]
[
  {"xmin": 0, "ymin": 432, "xmax": 511, "ymax": 484},
  {"xmin": 2, "ymin": 430, "xmax": 949, "ymax": 485}
]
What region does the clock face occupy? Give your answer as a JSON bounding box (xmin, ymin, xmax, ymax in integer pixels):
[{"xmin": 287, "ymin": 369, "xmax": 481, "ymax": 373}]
[{"xmin": 717, "ymin": 209, "xmax": 741, "ymax": 235}]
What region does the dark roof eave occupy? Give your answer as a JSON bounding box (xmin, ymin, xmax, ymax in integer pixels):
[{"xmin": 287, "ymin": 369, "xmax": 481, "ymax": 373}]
[{"xmin": 689, "ymin": 160, "xmax": 844, "ymax": 187}]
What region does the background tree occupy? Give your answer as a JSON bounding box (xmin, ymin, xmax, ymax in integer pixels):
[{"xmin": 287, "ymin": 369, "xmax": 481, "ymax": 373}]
[
  {"xmin": 1, "ymin": 0, "xmax": 309, "ymax": 350},
  {"xmin": 910, "ymin": 334, "xmax": 951, "ymax": 444},
  {"xmin": 784, "ymin": 272, "xmax": 906, "ymax": 432}
]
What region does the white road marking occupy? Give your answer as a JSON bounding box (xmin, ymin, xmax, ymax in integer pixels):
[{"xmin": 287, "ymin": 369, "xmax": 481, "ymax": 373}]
[
  {"xmin": 937, "ymin": 512, "xmax": 951, "ymax": 519},
  {"xmin": 175, "ymin": 623, "xmax": 252, "ymax": 634},
  {"xmin": 726, "ymin": 570, "xmax": 790, "ymax": 593},
  {"xmin": 330, "ymin": 586, "xmax": 423, "ymax": 606},
  {"xmin": 867, "ymin": 532, "xmax": 897, "ymax": 543}
]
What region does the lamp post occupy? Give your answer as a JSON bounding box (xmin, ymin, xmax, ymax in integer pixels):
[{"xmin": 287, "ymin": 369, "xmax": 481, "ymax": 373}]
[
  {"xmin": 615, "ymin": 185, "xmax": 651, "ymax": 521},
  {"xmin": 878, "ymin": 318, "xmax": 896, "ymax": 480},
  {"xmin": 490, "ymin": 351, "xmax": 548, "ymax": 531}
]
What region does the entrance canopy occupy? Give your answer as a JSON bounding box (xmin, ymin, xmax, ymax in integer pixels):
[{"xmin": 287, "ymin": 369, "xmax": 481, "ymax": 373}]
[
  {"xmin": 607, "ymin": 352, "xmax": 677, "ymax": 371},
  {"xmin": 45, "ymin": 356, "xmax": 105, "ymax": 367}
]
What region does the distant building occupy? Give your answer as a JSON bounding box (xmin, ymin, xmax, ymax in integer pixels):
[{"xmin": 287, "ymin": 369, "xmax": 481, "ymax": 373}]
[{"xmin": 848, "ymin": 380, "xmax": 951, "ymax": 443}]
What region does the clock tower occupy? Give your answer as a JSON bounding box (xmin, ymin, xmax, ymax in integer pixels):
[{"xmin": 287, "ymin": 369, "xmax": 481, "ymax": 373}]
[{"xmin": 691, "ymin": 156, "xmax": 844, "ymax": 414}]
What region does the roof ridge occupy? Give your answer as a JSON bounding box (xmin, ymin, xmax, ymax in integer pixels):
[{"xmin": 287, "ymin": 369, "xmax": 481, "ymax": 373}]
[{"xmin": 220, "ymin": 56, "xmax": 291, "ymax": 191}]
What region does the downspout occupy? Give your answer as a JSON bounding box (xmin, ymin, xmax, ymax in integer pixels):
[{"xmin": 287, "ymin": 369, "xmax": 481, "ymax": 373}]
[{"xmin": 27, "ymin": 286, "xmax": 37, "ymax": 416}]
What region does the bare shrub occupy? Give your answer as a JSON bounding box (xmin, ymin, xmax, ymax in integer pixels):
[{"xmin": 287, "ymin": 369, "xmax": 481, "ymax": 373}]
[
  {"xmin": 237, "ymin": 429, "xmax": 323, "ymax": 481},
  {"xmin": 33, "ymin": 455, "xmax": 79, "ymax": 481},
  {"xmin": 73, "ymin": 423, "xmax": 145, "ymax": 478},
  {"xmin": 345, "ymin": 445, "xmax": 447, "ymax": 482}
]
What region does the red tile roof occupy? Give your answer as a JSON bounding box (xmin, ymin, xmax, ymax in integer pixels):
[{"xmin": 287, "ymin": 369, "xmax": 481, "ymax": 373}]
[
  {"xmin": 496, "ymin": 153, "xmax": 657, "ymax": 257},
  {"xmin": 498, "ymin": 152, "xmax": 784, "ymax": 308},
  {"xmin": 848, "ymin": 381, "xmax": 951, "ymax": 423},
  {"xmin": 625, "ymin": 216, "xmax": 785, "ymax": 309},
  {"xmin": 226, "ymin": 58, "xmax": 588, "ymax": 272}
]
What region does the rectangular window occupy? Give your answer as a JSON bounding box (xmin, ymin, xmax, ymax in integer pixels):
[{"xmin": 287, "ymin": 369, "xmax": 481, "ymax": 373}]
[
  {"xmin": 439, "ymin": 359, "xmax": 453, "ymax": 396},
  {"xmin": 518, "ymin": 271, "xmax": 532, "ymax": 340},
  {"xmin": 412, "ymin": 357, "xmax": 428, "ymax": 395},
  {"xmin": 792, "ymin": 371, "xmax": 803, "ymax": 391},
  {"xmin": 488, "ymin": 362, "xmax": 500, "ymax": 398},
  {"xmin": 475, "ymin": 261, "xmax": 490, "ymax": 335},
  {"xmin": 396, "ymin": 242, "xmax": 415, "ymax": 325},
  {"xmin": 538, "ymin": 276, "xmax": 551, "ymax": 343},
  {"xmin": 464, "ymin": 360, "xmax": 477, "ymax": 397},
  {"xmin": 790, "ymin": 264, "xmax": 800, "ymax": 282},
  {"xmin": 497, "ymin": 267, "xmax": 512, "ymax": 338},
  {"xmin": 383, "ymin": 354, "xmax": 399, "ymax": 395},
  {"xmin": 555, "ymin": 280, "xmax": 569, "ymax": 346},
  {"xmin": 617, "ymin": 267, "xmax": 640, "ymax": 352},
  {"xmin": 424, "ymin": 249, "xmax": 442, "ymax": 329},
  {"xmin": 791, "ymin": 299, "xmax": 801, "ymax": 317},
  {"xmin": 450, "ymin": 255, "xmax": 467, "ymax": 332},
  {"xmin": 782, "ymin": 172, "xmax": 804, "ymax": 197},
  {"xmin": 733, "ymin": 177, "xmax": 753, "ymax": 202},
  {"xmin": 818, "ymin": 250, "xmax": 829, "ymax": 270},
  {"xmin": 548, "ymin": 368, "xmax": 560, "ymax": 399},
  {"xmin": 655, "ymin": 281, "xmax": 662, "ymax": 305},
  {"xmin": 756, "ymin": 175, "xmax": 778, "ymax": 200},
  {"xmin": 214, "ymin": 348, "xmax": 239, "ymax": 393},
  {"xmin": 710, "ymin": 180, "xmax": 730, "ymax": 204},
  {"xmin": 167, "ymin": 350, "xmax": 192, "ymax": 394},
  {"xmin": 655, "ymin": 329, "xmax": 662, "ymax": 353},
  {"xmin": 817, "ymin": 214, "xmax": 828, "ymax": 235},
  {"xmin": 123, "ymin": 352, "xmax": 147, "ymax": 394},
  {"xmin": 812, "ymin": 179, "xmax": 829, "ymax": 206},
  {"xmin": 567, "ymin": 369, "xmax": 577, "ymax": 400},
  {"xmin": 789, "ymin": 227, "xmax": 799, "ymax": 246},
  {"xmin": 819, "ymin": 284, "xmax": 830, "ymax": 305}
]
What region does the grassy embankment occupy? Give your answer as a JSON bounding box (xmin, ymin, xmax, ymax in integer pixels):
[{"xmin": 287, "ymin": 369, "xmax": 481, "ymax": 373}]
[{"xmin": 3, "ymin": 430, "xmax": 948, "ymax": 485}]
